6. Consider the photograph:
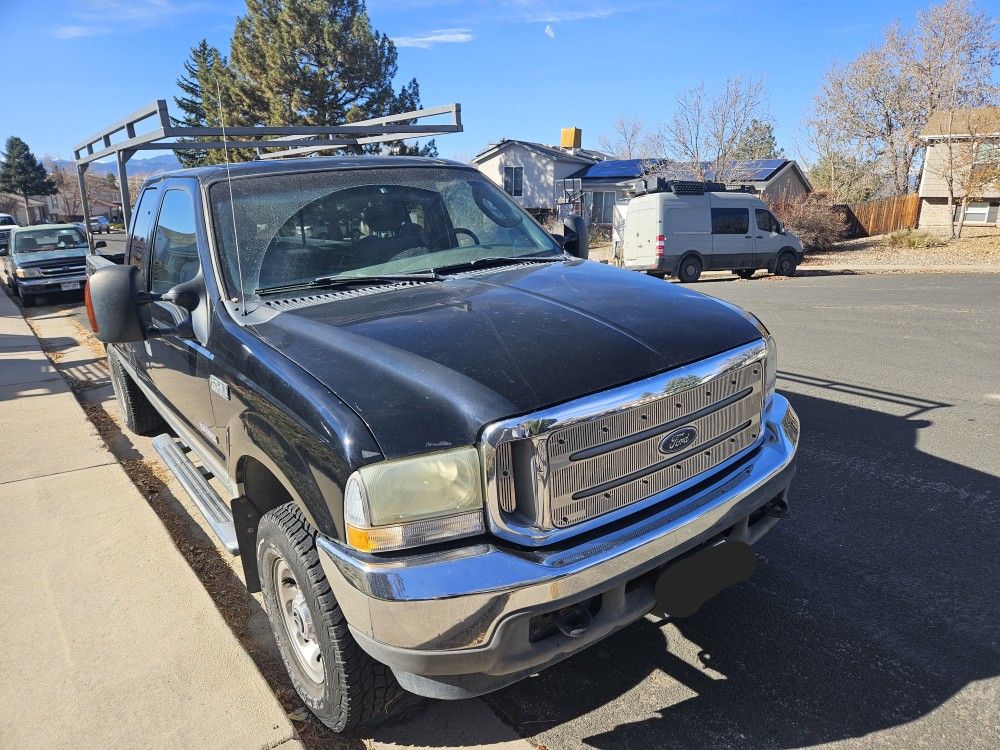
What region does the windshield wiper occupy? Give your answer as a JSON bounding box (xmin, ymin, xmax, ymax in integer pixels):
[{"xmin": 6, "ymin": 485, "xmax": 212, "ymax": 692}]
[
  {"xmin": 255, "ymin": 271, "xmax": 442, "ymax": 296},
  {"xmin": 433, "ymin": 255, "xmax": 565, "ymax": 274}
]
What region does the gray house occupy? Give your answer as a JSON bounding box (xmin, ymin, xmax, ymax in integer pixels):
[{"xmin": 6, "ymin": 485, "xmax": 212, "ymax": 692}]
[{"xmin": 563, "ymin": 158, "xmax": 813, "ymax": 224}]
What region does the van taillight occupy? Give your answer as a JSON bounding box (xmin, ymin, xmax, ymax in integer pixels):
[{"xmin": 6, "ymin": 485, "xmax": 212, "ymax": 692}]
[{"xmin": 655, "ymin": 234, "xmax": 665, "ymax": 257}]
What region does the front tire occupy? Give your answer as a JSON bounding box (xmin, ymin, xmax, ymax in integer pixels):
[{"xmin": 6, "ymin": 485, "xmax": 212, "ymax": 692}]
[
  {"xmin": 108, "ymin": 348, "xmax": 166, "ymax": 435},
  {"xmin": 21, "ymin": 291, "xmax": 36, "ymax": 307},
  {"xmin": 677, "ymin": 255, "xmax": 702, "ymax": 283},
  {"xmin": 775, "ymin": 251, "xmax": 798, "ymax": 276},
  {"xmin": 258, "ymin": 503, "xmax": 408, "ymax": 732},
  {"xmin": 734, "ymin": 269, "xmax": 755, "ymax": 279}
]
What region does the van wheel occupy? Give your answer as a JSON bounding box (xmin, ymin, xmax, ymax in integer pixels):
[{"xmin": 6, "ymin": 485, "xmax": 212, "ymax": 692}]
[
  {"xmin": 677, "ymin": 256, "xmax": 702, "ymax": 283},
  {"xmin": 775, "ymin": 251, "xmax": 798, "ymax": 276},
  {"xmin": 258, "ymin": 503, "xmax": 409, "ymax": 732},
  {"xmin": 645, "ymin": 270, "xmax": 665, "ymax": 279},
  {"xmin": 734, "ymin": 269, "xmax": 755, "ymax": 280}
]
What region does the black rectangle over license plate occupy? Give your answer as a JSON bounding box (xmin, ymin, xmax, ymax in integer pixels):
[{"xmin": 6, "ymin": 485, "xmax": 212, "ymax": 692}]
[{"xmin": 654, "ymin": 541, "xmax": 756, "ymax": 618}]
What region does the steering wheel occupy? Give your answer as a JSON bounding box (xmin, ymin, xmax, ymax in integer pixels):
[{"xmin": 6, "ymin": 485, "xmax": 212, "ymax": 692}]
[{"xmin": 426, "ymin": 227, "xmax": 480, "ymax": 248}]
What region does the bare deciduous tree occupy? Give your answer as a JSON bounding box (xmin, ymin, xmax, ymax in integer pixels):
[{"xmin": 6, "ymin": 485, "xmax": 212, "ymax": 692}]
[
  {"xmin": 812, "ymin": 0, "xmax": 999, "ymax": 199},
  {"xmin": 659, "ymin": 76, "xmax": 767, "ymax": 182},
  {"xmin": 598, "ymin": 115, "xmax": 648, "ymax": 159}
]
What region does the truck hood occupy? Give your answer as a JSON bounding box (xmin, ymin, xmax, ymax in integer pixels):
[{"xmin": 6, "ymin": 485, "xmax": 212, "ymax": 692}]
[{"xmin": 253, "ymin": 260, "xmax": 762, "ymax": 458}]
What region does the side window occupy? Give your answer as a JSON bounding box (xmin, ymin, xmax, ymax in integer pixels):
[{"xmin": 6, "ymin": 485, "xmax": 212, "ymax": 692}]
[
  {"xmin": 128, "ymin": 187, "xmax": 159, "ymax": 273},
  {"xmin": 755, "ymin": 209, "xmax": 776, "ymax": 233},
  {"xmin": 150, "ymin": 190, "xmax": 200, "ymax": 294},
  {"xmin": 711, "ymin": 207, "xmax": 749, "ymax": 235}
]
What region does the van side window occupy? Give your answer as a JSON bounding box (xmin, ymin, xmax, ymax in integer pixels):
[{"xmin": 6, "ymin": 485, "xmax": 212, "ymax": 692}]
[
  {"xmin": 711, "ymin": 207, "xmax": 749, "ymax": 235},
  {"xmin": 755, "ymin": 209, "xmax": 777, "ymax": 233},
  {"xmin": 150, "ymin": 190, "xmax": 200, "ymax": 294},
  {"xmin": 128, "ymin": 187, "xmax": 159, "ymax": 274}
]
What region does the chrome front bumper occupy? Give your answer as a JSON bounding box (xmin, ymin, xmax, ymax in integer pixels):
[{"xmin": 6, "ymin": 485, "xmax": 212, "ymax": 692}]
[{"xmin": 317, "ymin": 395, "xmax": 799, "ymax": 699}]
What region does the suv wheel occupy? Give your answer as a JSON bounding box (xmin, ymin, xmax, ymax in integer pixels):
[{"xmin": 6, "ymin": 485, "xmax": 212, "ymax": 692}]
[
  {"xmin": 775, "ymin": 251, "xmax": 798, "ymax": 276},
  {"xmin": 258, "ymin": 503, "xmax": 409, "ymax": 732},
  {"xmin": 677, "ymin": 256, "xmax": 702, "ymax": 283},
  {"xmin": 734, "ymin": 269, "xmax": 756, "ymax": 279}
]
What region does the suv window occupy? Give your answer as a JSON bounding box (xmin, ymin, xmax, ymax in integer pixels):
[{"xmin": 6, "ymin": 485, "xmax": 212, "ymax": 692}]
[
  {"xmin": 128, "ymin": 187, "xmax": 159, "ymax": 273},
  {"xmin": 755, "ymin": 209, "xmax": 777, "ymax": 233},
  {"xmin": 711, "ymin": 207, "xmax": 749, "ymax": 235},
  {"xmin": 150, "ymin": 190, "xmax": 199, "ymax": 294}
]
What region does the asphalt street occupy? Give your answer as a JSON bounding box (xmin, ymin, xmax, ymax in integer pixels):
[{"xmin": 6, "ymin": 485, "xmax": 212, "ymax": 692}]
[
  {"xmin": 485, "ymin": 273, "xmax": 1000, "ymax": 749},
  {"xmin": 15, "ymin": 265, "xmax": 1000, "ymax": 749}
]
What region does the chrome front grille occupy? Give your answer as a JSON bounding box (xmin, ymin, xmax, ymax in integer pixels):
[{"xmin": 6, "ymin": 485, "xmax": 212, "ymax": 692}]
[{"xmin": 481, "ymin": 340, "xmax": 767, "ymax": 546}]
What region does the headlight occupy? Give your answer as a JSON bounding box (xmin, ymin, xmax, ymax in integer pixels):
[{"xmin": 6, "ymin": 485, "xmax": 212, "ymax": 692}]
[
  {"xmin": 343, "ymin": 446, "xmax": 485, "ymax": 553},
  {"xmin": 15, "ymin": 267, "xmax": 42, "ymax": 279},
  {"xmin": 748, "ymin": 313, "xmax": 778, "ymax": 403}
]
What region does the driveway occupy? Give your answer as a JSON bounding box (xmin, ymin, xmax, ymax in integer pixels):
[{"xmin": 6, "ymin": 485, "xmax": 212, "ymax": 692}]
[{"xmin": 15, "ymin": 272, "xmax": 1000, "ymax": 749}]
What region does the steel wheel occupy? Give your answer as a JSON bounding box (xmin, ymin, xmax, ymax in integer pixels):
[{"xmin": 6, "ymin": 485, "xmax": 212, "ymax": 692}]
[{"xmin": 271, "ymin": 555, "xmax": 325, "ymax": 685}]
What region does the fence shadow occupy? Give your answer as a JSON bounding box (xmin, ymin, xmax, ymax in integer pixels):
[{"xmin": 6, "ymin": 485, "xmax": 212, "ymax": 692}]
[{"xmin": 485, "ymin": 386, "xmax": 998, "ymax": 749}]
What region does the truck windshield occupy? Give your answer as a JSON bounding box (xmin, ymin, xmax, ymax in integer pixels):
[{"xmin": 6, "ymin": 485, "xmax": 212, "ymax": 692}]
[
  {"xmin": 13, "ymin": 227, "xmax": 87, "ymax": 252},
  {"xmin": 209, "ymin": 166, "xmax": 561, "ymax": 299}
]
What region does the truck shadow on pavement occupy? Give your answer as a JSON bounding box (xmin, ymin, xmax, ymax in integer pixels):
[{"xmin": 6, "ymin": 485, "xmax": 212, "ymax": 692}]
[{"xmin": 485, "ymin": 386, "xmax": 999, "ymax": 749}]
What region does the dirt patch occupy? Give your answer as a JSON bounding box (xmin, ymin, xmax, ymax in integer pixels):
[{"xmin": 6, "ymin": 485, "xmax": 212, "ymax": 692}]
[{"xmin": 805, "ymin": 228, "xmax": 1000, "ymax": 268}]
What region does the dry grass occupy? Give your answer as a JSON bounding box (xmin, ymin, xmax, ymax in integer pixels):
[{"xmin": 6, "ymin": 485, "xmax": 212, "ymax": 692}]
[{"xmin": 804, "ymin": 227, "xmax": 1000, "ymax": 268}]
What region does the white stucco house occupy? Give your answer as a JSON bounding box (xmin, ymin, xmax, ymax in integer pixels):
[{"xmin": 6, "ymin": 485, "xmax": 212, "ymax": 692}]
[{"xmin": 470, "ymin": 137, "xmax": 609, "ymax": 218}]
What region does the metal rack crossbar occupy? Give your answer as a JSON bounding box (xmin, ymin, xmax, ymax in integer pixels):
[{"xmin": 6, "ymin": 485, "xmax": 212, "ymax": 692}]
[{"xmin": 73, "ymin": 99, "xmax": 462, "ymax": 243}]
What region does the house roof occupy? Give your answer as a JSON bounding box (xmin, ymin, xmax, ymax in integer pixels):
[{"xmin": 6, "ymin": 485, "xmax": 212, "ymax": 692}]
[
  {"xmin": 472, "ymin": 139, "xmax": 604, "ymax": 166},
  {"xmin": 571, "ymin": 158, "xmax": 794, "ymax": 183},
  {"xmin": 922, "ymin": 107, "xmax": 1000, "ymax": 139}
]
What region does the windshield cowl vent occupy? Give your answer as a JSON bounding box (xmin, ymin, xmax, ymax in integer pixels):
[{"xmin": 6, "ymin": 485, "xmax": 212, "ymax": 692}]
[{"xmin": 262, "ymin": 280, "xmax": 434, "ymax": 311}]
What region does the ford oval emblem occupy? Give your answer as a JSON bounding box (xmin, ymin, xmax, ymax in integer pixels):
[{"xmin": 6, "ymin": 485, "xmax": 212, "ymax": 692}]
[{"xmin": 659, "ymin": 426, "xmax": 698, "ymax": 454}]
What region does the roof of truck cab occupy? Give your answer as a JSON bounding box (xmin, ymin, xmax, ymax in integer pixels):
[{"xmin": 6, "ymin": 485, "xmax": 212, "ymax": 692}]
[{"xmin": 154, "ymin": 156, "xmax": 476, "ymax": 184}]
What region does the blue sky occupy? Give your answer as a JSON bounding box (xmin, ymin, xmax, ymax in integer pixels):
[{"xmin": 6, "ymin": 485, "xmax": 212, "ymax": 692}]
[{"xmin": 0, "ymin": 0, "xmax": 978, "ymax": 165}]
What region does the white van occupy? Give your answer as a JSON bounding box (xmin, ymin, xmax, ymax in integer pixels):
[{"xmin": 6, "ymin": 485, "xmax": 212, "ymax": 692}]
[{"xmin": 621, "ymin": 184, "xmax": 804, "ymax": 282}]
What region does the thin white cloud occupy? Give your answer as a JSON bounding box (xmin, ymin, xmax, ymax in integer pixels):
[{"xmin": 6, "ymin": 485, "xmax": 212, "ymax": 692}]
[
  {"xmin": 393, "ymin": 28, "xmax": 474, "ymax": 48},
  {"xmin": 53, "ymin": 25, "xmax": 99, "ymax": 39},
  {"xmin": 51, "ymin": 0, "xmax": 205, "ymax": 37},
  {"xmin": 544, "ymin": 24, "xmax": 555, "ymax": 39}
]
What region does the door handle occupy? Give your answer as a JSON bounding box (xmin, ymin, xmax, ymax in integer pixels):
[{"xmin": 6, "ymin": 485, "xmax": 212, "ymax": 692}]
[
  {"xmin": 745, "ymin": 235, "xmax": 752, "ymax": 239},
  {"xmin": 756, "ymin": 235, "xmax": 763, "ymax": 239}
]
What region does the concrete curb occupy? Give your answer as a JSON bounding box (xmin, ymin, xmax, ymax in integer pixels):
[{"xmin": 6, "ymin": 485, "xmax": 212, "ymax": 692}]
[{"xmin": 0, "ymin": 288, "xmax": 304, "ymax": 750}]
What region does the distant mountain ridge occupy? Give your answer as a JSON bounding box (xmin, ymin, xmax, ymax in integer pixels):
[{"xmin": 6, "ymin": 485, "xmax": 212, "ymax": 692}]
[{"xmin": 48, "ymin": 153, "xmax": 181, "ymax": 177}]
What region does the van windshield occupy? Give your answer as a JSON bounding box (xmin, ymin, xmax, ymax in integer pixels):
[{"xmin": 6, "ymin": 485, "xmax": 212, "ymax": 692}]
[{"xmin": 209, "ymin": 167, "xmax": 561, "ymax": 299}]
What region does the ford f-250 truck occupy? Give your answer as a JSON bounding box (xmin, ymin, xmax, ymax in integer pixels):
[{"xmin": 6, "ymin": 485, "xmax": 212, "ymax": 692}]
[{"xmin": 85, "ymin": 156, "xmax": 799, "ymax": 732}]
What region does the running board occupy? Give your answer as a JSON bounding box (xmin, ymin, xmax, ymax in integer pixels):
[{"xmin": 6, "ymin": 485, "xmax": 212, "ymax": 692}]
[{"xmin": 152, "ymin": 434, "xmax": 239, "ymax": 554}]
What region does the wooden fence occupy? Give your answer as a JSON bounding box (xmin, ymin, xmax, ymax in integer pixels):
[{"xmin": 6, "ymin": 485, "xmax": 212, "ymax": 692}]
[{"xmin": 846, "ymin": 193, "xmax": 921, "ymax": 237}]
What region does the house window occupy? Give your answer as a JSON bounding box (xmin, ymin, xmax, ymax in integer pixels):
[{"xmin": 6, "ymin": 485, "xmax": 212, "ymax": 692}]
[
  {"xmin": 955, "ymin": 201, "xmax": 999, "ymax": 224},
  {"xmin": 503, "ymin": 166, "xmax": 523, "ymax": 197},
  {"xmin": 590, "ymin": 191, "xmax": 617, "ymax": 224}
]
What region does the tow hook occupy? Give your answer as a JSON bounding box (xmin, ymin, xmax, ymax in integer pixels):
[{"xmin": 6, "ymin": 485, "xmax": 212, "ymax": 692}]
[
  {"xmin": 765, "ymin": 496, "xmax": 789, "ymax": 518},
  {"xmin": 555, "ymin": 603, "xmax": 593, "ymax": 638}
]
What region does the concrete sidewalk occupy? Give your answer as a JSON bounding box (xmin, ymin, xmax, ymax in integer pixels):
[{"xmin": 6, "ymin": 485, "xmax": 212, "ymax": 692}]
[{"xmin": 0, "ymin": 289, "xmax": 302, "ymax": 749}]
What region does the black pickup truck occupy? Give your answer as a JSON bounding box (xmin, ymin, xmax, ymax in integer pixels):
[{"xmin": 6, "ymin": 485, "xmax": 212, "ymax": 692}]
[{"xmin": 86, "ymin": 156, "xmax": 799, "ymax": 731}]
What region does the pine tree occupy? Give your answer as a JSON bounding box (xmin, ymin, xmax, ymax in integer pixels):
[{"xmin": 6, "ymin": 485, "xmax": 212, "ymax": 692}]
[
  {"xmin": 173, "ymin": 40, "xmax": 236, "ymax": 166},
  {"xmin": 0, "ymin": 137, "xmax": 56, "ymax": 225},
  {"xmin": 732, "ymin": 120, "xmax": 784, "ymax": 161}
]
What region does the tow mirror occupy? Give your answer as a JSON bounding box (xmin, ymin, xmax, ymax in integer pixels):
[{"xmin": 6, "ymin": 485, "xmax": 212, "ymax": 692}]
[
  {"xmin": 561, "ymin": 215, "xmax": 589, "ymax": 259},
  {"xmin": 87, "ymin": 266, "xmax": 198, "ymax": 343},
  {"xmin": 87, "ymin": 264, "xmax": 146, "ymax": 343}
]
